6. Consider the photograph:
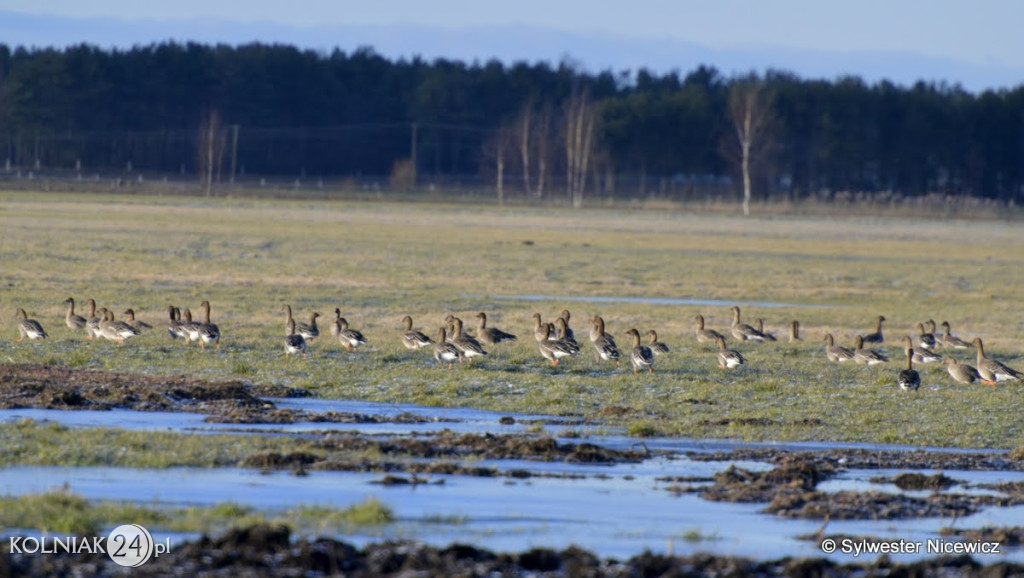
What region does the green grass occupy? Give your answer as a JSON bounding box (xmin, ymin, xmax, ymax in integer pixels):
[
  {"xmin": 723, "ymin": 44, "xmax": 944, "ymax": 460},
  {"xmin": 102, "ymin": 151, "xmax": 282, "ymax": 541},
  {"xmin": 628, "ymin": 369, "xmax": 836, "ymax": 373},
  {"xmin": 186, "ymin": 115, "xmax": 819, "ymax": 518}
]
[
  {"xmin": 1, "ymin": 191, "xmax": 1023, "ymax": 448},
  {"xmin": 0, "ymin": 489, "xmax": 394, "ymax": 537}
]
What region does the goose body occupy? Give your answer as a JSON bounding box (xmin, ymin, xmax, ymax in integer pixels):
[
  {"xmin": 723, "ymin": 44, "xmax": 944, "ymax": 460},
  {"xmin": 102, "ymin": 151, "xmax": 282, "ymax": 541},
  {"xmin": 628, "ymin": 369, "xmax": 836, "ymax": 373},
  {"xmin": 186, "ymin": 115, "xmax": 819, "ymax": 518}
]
[
  {"xmin": 63, "ymin": 298, "xmax": 87, "ymax": 330},
  {"xmin": 338, "ymin": 317, "xmax": 368, "ymax": 351},
  {"xmin": 916, "ymin": 322, "xmax": 936, "ymax": 350},
  {"xmin": 85, "ymin": 299, "xmax": 101, "ymax": 339},
  {"xmin": 16, "ymin": 308, "xmax": 48, "ymax": 341},
  {"xmin": 180, "ymin": 308, "xmax": 202, "ymax": 344},
  {"xmin": 694, "ymin": 314, "xmax": 726, "ymax": 344},
  {"xmin": 197, "ymin": 300, "xmax": 221, "ymax": 349},
  {"xmin": 945, "ymin": 357, "xmax": 982, "ymax": 385},
  {"xmin": 823, "ymin": 333, "xmax": 855, "ymax": 363},
  {"xmin": 400, "ymin": 315, "xmax": 433, "ymax": 350},
  {"xmin": 909, "ymin": 345, "xmax": 943, "ymax": 364},
  {"xmin": 753, "ymin": 319, "xmax": 777, "ymax": 342},
  {"xmin": 554, "ymin": 317, "xmax": 578, "ymax": 348},
  {"xmin": 897, "ymin": 336, "xmax": 921, "ymax": 391},
  {"xmin": 538, "ymin": 322, "xmax": 580, "ymax": 366},
  {"xmin": 447, "ymin": 317, "xmax": 486, "ymax": 361},
  {"xmin": 298, "ymin": 312, "xmax": 320, "ymax": 342},
  {"xmin": 558, "ymin": 310, "xmax": 577, "ymax": 345},
  {"xmin": 167, "ymin": 306, "xmax": 188, "ymax": 341},
  {"xmin": 475, "ymin": 312, "xmax": 517, "ymax": 345},
  {"xmin": 854, "ymin": 335, "xmax": 889, "ymax": 365},
  {"xmin": 730, "ymin": 306, "xmax": 769, "ymax": 342},
  {"xmin": 98, "ymin": 309, "xmax": 140, "ymax": 345},
  {"xmin": 972, "ymin": 337, "xmax": 1022, "ymax": 384},
  {"xmin": 626, "ymin": 328, "xmax": 654, "ymax": 374},
  {"xmin": 122, "ymin": 308, "xmax": 152, "ymax": 332},
  {"xmin": 532, "ymin": 313, "xmax": 548, "ymax": 342},
  {"xmin": 645, "ymin": 329, "xmax": 670, "ymax": 355},
  {"xmin": 788, "ymin": 320, "xmax": 802, "ymax": 342},
  {"xmin": 861, "ymin": 315, "xmax": 886, "ymax": 344},
  {"xmin": 589, "ymin": 316, "xmax": 620, "ymax": 365},
  {"xmin": 716, "ymin": 335, "xmax": 745, "ymax": 369},
  {"xmin": 285, "ymin": 318, "xmax": 309, "ymax": 358},
  {"xmin": 937, "ymin": 321, "xmax": 971, "ymax": 349},
  {"xmin": 434, "ymin": 327, "xmax": 462, "ymax": 369}
]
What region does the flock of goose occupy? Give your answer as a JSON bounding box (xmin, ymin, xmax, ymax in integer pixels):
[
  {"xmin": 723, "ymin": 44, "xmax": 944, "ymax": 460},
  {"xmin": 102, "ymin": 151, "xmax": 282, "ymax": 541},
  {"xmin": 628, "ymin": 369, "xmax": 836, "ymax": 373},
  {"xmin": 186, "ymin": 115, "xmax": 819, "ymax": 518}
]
[{"xmin": 13, "ymin": 299, "xmax": 1023, "ymax": 388}]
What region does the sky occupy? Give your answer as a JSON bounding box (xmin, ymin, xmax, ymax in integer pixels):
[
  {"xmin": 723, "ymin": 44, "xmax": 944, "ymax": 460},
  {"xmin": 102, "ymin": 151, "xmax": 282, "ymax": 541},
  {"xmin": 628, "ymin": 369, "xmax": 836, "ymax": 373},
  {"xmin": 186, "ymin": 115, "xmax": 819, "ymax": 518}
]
[{"xmin": 2, "ymin": 0, "xmax": 1023, "ymax": 92}]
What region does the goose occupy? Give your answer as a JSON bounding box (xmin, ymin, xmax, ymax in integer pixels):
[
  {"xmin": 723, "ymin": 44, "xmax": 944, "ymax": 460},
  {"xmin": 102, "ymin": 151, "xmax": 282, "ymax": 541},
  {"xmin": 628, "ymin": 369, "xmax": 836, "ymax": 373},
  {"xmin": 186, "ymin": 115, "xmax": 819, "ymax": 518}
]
[
  {"xmin": 788, "ymin": 320, "xmax": 802, "ymax": 342},
  {"xmin": 730, "ymin": 306, "xmax": 769, "ymax": 342},
  {"xmin": 532, "ymin": 313, "xmax": 548, "ymax": 342},
  {"xmin": 122, "ymin": 308, "xmax": 152, "ymax": 332},
  {"xmin": 972, "ymin": 337, "xmax": 1022, "ymax": 384},
  {"xmin": 538, "ymin": 322, "xmax": 580, "ymax": 366},
  {"xmin": 475, "ymin": 312, "xmax": 517, "ymax": 346},
  {"xmin": 197, "ymin": 300, "xmax": 221, "ymax": 349},
  {"xmin": 897, "ymin": 336, "xmax": 921, "ymax": 391},
  {"xmin": 716, "ymin": 335, "xmax": 745, "ymax": 369},
  {"xmin": 589, "ymin": 316, "xmax": 620, "ymax": 365},
  {"xmin": 823, "ymin": 333, "xmax": 855, "ymax": 363},
  {"xmin": 15, "ymin": 308, "xmax": 48, "ymax": 341},
  {"xmin": 285, "ymin": 318, "xmax": 309, "ymax": 359},
  {"xmin": 938, "ymin": 321, "xmax": 972, "ymax": 349},
  {"xmin": 694, "ymin": 314, "xmax": 726, "ymax": 344},
  {"xmin": 909, "ymin": 343, "xmax": 943, "ymax": 364},
  {"xmin": 180, "ymin": 308, "xmax": 202, "ymax": 344},
  {"xmin": 448, "ymin": 316, "xmax": 486, "ymax": 362},
  {"xmin": 625, "ymin": 328, "xmax": 654, "ymax": 374},
  {"xmin": 754, "ymin": 319, "xmax": 778, "ymax": 342},
  {"xmin": 337, "ymin": 317, "xmax": 369, "ymax": 352},
  {"xmin": 434, "ymin": 327, "xmax": 462, "ymax": 369},
  {"xmin": 400, "ymin": 315, "xmax": 433, "ymax": 350},
  {"xmin": 298, "ymin": 312, "xmax": 320, "ymax": 343},
  {"xmin": 854, "ymin": 335, "xmax": 890, "ymax": 365},
  {"xmin": 860, "ymin": 315, "xmax": 886, "ymax": 344},
  {"xmin": 329, "ymin": 309, "xmax": 343, "ymax": 341},
  {"xmin": 85, "ymin": 299, "xmax": 101, "ymax": 339},
  {"xmin": 167, "ymin": 306, "xmax": 188, "ymax": 341},
  {"xmin": 63, "ymin": 298, "xmax": 87, "ymax": 330},
  {"xmin": 558, "ymin": 310, "xmax": 577, "ymax": 344},
  {"xmin": 554, "ymin": 317, "xmax": 578, "ymax": 348},
  {"xmin": 98, "ymin": 309, "xmax": 140, "ymax": 345},
  {"xmin": 945, "ymin": 357, "xmax": 983, "ymax": 385},
  {"xmin": 645, "ymin": 329, "xmax": 670, "ymax": 355},
  {"xmin": 916, "ymin": 322, "xmax": 936, "ymax": 350}
]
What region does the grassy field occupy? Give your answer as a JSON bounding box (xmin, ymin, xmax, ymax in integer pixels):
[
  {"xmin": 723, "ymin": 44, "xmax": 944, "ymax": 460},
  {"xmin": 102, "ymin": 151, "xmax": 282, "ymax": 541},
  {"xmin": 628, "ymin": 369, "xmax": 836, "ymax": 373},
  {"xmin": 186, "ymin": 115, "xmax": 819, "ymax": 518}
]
[{"xmin": 2, "ymin": 191, "xmax": 1023, "ymax": 448}]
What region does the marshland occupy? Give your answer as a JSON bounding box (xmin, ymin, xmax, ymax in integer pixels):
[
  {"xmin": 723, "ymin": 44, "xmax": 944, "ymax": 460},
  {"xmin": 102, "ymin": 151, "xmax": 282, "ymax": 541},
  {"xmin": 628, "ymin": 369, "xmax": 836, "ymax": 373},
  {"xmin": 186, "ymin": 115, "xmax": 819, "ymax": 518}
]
[{"xmin": 2, "ymin": 190, "xmax": 1024, "ymax": 573}]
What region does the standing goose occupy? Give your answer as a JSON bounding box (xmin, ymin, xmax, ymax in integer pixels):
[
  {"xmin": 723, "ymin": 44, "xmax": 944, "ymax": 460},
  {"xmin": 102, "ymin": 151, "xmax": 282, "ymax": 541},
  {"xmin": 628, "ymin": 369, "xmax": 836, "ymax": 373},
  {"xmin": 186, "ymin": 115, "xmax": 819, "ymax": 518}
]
[
  {"xmin": 122, "ymin": 309, "xmax": 152, "ymax": 332},
  {"xmin": 558, "ymin": 310, "xmax": 577, "ymax": 345},
  {"xmin": 434, "ymin": 327, "xmax": 462, "ymax": 369},
  {"xmin": 63, "ymin": 298, "xmax": 87, "ymax": 330},
  {"xmin": 16, "ymin": 309, "xmax": 48, "ymax": 342},
  {"xmin": 645, "ymin": 330, "xmax": 670, "ymax": 355},
  {"xmin": 589, "ymin": 316, "xmax": 620, "ymax": 365},
  {"xmin": 753, "ymin": 319, "xmax": 778, "ymax": 342},
  {"xmin": 329, "ymin": 309, "xmax": 343, "ymax": 341},
  {"xmin": 532, "ymin": 313, "xmax": 548, "ymax": 342},
  {"xmin": 167, "ymin": 306, "xmax": 187, "ymax": 341},
  {"xmin": 400, "ymin": 315, "xmax": 433, "ymax": 350},
  {"xmin": 861, "ymin": 315, "xmax": 886, "ymax": 344},
  {"xmin": 938, "ymin": 321, "xmax": 972, "ymax": 349},
  {"xmin": 788, "ymin": 320, "xmax": 802, "ymax": 342},
  {"xmin": 972, "ymin": 338, "xmax": 1023, "ymax": 384},
  {"xmin": 197, "ymin": 300, "xmax": 221, "ymax": 350},
  {"xmin": 448, "ymin": 317, "xmax": 487, "ymax": 362},
  {"xmin": 916, "ymin": 322, "xmax": 936, "ymax": 350},
  {"xmin": 99, "ymin": 309, "xmax": 140, "ymax": 345},
  {"xmin": 285, "ymin": 317, "xmax": 309, "ymax": 359},
  {"xmin": 85, "ymin": 299, "xmax": 101, "ymax": 339},
  {"xmin": 475, "ymin": 312, "xmax": 517, "ymax": 346},
  {"xmin": 908, "ymin": 342, "xmax": 943, "ymax": 364},
  {"xmin": 694, "ymin": 314, "xmax": 725, "ymax": 344},
  {"xmin": 823, "ymin": 333, "xmax": 855, "ymax": 363},
  {"xmin": 853, "ymin": 335, "xmax": 890, "ymax": 365},
  {"xmin": 337, "ymin": 317, "xmax": 369, "ymax": 352},
  {"xmin": 299, "ymin": 312, "xmax": 320, "ymax": 343},
  {"xmin": 945, "ymin": 357, "xmax": 983, "ymax": 385},
  {"xmin": 730, "ymin": 306, "xmax": 769, "ymax": 342},
  {"xmin": 897, "ymin": 336, "xmax": 921, "ymax": 391},
  {"xmin": 554, "ymin": 317, "xmax": 578, "ymax": 347},
  {"xmin": 715, "ymin": 335, "xmax": 745, "ymax": 369},
  {"xmin": 180, "ymin": 308, "xmax": 202, "ymax": 344},
  {"xmin": 538, "ymin": 322, "xmax": 580, "ymax": 366},
  {"xmin": 626, "ymin": 328, "xmax": 655, "ymax": 374}
]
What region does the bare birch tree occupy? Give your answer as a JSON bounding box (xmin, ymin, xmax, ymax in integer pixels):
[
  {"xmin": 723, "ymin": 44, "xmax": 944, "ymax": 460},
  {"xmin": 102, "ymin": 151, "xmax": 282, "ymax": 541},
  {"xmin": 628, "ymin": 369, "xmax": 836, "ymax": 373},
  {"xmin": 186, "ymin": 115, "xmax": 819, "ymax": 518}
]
[
  {"xmin": 724, "ymin": 77, "xmax": 776, "ymax": 215},
  {"xmin": 563, "ymin": 87, "xmax": 596, "ymax": 208},
  {"xmin": 483, "ymin": 122, "xmax": 514, "ymax": 205},
  {"xmin": 197, "ymin": 109, "xmax": 227, "ymax": 196},
  {"xmin": 517, "ymin": 102, "xmax": 552, "ymax": 198}
]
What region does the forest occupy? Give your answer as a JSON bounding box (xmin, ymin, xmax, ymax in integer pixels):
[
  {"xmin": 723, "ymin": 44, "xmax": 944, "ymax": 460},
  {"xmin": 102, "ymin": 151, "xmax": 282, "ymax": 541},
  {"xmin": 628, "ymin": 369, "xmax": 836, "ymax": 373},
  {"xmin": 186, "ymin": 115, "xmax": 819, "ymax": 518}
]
[{"xmin": 0, "ymin": 41, "xmax": 1022, "ymax": 203}]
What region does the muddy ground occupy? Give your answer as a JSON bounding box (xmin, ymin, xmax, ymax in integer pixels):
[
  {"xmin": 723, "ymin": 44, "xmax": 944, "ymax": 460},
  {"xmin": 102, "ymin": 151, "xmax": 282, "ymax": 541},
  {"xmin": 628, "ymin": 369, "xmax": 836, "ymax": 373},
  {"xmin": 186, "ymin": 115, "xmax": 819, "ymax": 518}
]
[{"xmin": 2, "ymin": 523, "xmax": 1021, "ymax": 577}]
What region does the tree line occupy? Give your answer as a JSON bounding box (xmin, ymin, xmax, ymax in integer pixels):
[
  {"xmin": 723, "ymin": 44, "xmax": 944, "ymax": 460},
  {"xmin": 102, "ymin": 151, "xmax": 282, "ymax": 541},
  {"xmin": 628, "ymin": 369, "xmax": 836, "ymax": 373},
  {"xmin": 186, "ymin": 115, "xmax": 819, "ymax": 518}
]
[{"xmin": 0, "ymin": 41, "xmax": 1022, "ymax": 204}]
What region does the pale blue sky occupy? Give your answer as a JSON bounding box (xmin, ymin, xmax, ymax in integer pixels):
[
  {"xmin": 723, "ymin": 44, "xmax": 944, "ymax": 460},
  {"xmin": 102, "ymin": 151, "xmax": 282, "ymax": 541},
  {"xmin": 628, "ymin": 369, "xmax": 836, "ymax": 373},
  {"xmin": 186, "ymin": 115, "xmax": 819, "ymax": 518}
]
[{"xmin": 2, "ymin": 0, "xmax": 1023, "ymax": 91}]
